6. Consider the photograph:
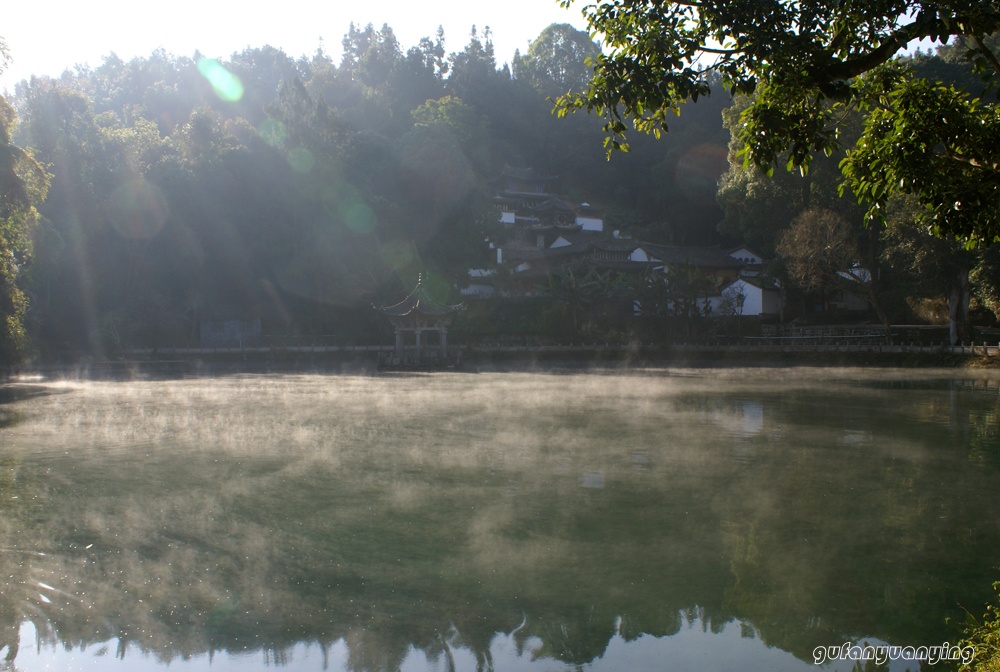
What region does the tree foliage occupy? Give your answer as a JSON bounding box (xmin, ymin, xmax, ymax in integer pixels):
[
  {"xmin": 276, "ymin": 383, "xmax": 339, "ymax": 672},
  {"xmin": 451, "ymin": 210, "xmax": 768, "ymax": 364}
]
[
  {"xmin": 956, "ymin": 582, "xmax": 1000, "ymax": 672},
  {"xmin": 557, "ymin": 0, "xmax": 1000, "ymax": 242},
  {"xmin": 841, "ymin": 62, "xmax": 1000, "ymax": 242},
  {"xmin": 513, "ymin": 23, "xmax": 601, "ymax": 96},
  {"xmin": 880, "ymin": 195, "xmax": 978, "ymax": 342},
  {"xmin": 0, "ymin": 95, "xmax": 49, "ymax": 364},
  {"xmin": 716, "ymin": 95, "xmax": 864, "ymax": 256}
]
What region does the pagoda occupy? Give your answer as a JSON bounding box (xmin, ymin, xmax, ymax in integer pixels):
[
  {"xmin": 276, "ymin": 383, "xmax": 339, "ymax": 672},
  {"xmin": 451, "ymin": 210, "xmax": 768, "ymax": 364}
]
[{"xmin": 374, "ymin": 275, "xmax": 465, "ymax": 367}]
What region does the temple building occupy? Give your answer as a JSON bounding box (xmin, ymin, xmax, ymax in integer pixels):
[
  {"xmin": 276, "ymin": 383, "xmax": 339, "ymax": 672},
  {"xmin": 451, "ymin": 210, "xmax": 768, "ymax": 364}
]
[
  {"xmin": 466, "ymin": 165, "xmax": 782, "ymax": 318},
  {"xmin": 493, "ymin": 166, "xmax": 605, "ymax": 247},
  {"xmin": 374, "ymin": 275, "xmax": 464, "ymax": 367}
]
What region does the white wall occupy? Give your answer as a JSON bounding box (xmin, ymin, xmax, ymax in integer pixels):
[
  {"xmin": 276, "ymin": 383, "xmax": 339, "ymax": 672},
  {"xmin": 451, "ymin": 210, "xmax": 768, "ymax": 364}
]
[
  {"xmin": 461, "ymin": 284, "xmax": 495, "ymax": 297},
  {"xmin": 728, "ymin": 248, "xmax": 763, "ymax": 265},
  {"xmin": 629, "ymin": 248, "xmax": 649, "ymax": 262},
  {"xmin": 704, "ymin": 280, "xmax": 781, "ymax": 316}
]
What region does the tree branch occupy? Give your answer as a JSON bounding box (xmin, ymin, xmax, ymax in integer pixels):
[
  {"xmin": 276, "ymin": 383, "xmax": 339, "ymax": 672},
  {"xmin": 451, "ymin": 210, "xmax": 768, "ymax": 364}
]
[
  {"xmin": 814, "ymin": 13, "xmax": 992, "ymax": 90},
  {"xmin": 972, "ymin": 35, "xmax": 1000, "ymax": 78},
  {"xmin": 699, "ymin": 46, "xmax": 739, "ymax": 56},
  {"xmin": 942, "ymin": 148, "xmax": 1000, "ymax": 176},
  {"xmin": 819, "ymin": 20, "xmax": 929, "ymax": 82}
]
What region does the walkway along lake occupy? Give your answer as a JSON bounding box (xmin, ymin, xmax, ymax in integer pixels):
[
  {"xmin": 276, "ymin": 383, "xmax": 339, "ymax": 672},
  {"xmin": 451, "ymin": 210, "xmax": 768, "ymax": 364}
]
[{"xmin": 1, "ymin": 368, "xmax": 999, "ymax": 671}]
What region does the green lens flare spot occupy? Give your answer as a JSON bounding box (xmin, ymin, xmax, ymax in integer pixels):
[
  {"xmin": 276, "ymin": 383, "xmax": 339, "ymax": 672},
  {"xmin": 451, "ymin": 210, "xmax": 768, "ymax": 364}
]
[
  {"xmin": 287, "ymin": 147, "xmax": 315, "ymax": 173},
  {"xmin": 339, "ymin": 198, "xmax": 375, "ymax": 234},
  {"xmin": 381, "ymin": 240, "xmax": 418, "ymax": 272},
  {"xmin": 258, "ymin": 119, "xmax": 286, "ymax": 147},
  {"xmin": 197, "ymin": 58, "xmax": 244, "ymax": 102}
]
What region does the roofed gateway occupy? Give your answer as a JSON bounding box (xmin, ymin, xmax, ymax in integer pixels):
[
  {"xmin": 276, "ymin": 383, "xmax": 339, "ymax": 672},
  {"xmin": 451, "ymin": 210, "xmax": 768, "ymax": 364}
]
[{"xmin": 374, "ymin": 275, "xmax": 464, "ymax": 368}]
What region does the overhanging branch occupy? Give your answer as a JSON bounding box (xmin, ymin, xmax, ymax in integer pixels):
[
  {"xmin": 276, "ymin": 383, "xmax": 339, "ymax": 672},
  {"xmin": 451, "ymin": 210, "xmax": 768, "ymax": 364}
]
[{"xmin": 972, "ymin": 36, "xmax": 1000, "ymax": 78}]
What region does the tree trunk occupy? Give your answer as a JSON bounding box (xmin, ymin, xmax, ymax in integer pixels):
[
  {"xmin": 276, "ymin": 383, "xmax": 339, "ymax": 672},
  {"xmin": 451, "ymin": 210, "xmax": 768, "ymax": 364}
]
[
  {"xmin": 866, "ymin": 290, "xmax": 892, "ymax": 344},
  {"xmin": 948, "ymin": 269, "xmax": 971, "ymax": 345}
]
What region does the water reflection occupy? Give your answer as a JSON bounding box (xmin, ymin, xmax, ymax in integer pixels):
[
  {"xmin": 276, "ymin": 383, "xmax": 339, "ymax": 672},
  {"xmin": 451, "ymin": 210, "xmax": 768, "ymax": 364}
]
[
  {"xmin": 0, "ymin": 369, "xmax": 998, "ymax": 671},
  {"xmin": 8, "ymin": 613, "xmax": 846, "ymax": 672}
]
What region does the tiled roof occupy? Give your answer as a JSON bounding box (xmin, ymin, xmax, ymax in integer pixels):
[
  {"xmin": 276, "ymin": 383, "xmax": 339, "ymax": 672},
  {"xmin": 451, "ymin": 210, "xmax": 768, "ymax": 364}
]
[
  {"xmin": 640, "ymin": 244, "xmax": 744, "ymax": 268},
  {"xmin": 511, "ymin": 258, "xmax": 659, "ymax": 280},
  {"xmin": 592, "ymin": 238, "xmax": 643, "ymax": 252},
  {"xmin": 528, "ymin": 198, "xmax": 575, "ymax": 214},
  {"xmin": 719, "ymin": 276, "xmax": 781, "ymax": 293}
]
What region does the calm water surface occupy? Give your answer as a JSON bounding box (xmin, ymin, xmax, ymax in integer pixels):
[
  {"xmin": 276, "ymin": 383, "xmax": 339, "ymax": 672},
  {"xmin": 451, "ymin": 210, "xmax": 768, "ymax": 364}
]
[{"xmin": 1, "ymin": 367, "xmax": 999, "ymax": 671}]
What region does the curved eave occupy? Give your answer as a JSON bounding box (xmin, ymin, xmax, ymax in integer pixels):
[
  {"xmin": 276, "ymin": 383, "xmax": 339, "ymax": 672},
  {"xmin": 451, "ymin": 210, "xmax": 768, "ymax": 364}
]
[
  {"xmin": 374, "ymin": 275, "xmax": 465, "ymax": 319},
  {"xmin": 375, "ymin": 293, "xmax": 465, "ymax": 318}
]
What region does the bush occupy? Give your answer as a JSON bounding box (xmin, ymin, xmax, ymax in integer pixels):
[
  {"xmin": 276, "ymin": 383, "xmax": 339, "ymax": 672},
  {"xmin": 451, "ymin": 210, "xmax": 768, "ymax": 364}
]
[{"xmin": 956, "ymin": 582, "xmax": 1000, "ymax": 672}]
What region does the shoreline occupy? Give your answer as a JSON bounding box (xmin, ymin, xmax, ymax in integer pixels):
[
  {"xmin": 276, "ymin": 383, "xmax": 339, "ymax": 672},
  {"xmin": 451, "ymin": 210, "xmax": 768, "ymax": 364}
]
[{"xmin": 4, "ymin": 344, "xmax": 999, "ymax": 381}]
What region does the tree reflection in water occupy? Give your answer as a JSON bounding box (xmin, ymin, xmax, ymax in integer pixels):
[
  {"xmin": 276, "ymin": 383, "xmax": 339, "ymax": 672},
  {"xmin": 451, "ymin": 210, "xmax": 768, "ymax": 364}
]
[{"xmin": 0, "ymin": 369, "xmax": 998, "ymax": 671}]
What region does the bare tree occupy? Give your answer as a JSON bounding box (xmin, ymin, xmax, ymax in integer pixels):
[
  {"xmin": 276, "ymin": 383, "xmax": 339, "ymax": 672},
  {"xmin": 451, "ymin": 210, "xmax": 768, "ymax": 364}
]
[{"xmin": 777, "ymin": 209, "xmax": 890, "ymax": 338}]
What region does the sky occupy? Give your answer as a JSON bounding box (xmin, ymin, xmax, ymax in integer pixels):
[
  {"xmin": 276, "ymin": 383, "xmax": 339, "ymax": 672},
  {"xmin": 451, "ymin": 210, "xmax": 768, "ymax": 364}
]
[{"xmin": 0, "ymin": 0, "xmax": 592, "ymax": 92}]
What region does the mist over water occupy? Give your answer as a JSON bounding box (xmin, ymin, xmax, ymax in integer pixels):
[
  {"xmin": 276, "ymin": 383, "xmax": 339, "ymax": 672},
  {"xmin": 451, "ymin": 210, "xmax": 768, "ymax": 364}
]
[{"xmin": 1, "ymin": 368, "xmax": 999, "ymax": 671}]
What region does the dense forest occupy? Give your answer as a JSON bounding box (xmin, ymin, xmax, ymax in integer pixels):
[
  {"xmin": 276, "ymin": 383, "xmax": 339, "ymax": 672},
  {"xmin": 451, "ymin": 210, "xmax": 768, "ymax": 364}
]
[
  {"xmin": 0, "ymin": 23, "xmax": 996, "ymax": 364},
  {"xmin": 0, "ymin": 23, "xmax": 734, "ymax": 363}
]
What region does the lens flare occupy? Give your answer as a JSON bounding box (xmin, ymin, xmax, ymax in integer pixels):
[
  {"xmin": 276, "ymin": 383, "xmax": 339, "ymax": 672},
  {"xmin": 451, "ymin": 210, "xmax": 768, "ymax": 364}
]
[
  {"xmin": 339, "ymin": 198, "xmax": 375, "ymax": 234},
  {"xmin": 321, "ymin": 183, "xmax": 375, "ymax": 234},
  {"xmin": 287, "ymin": 147, "xmax": 315, "ymax": 173},
  {"xmin": 258, "ymin": 119, "xmax": 286, "ymax": 147},
  {"xmin": 108, "ymin": 178, "xmax": 169, "ymax": 239},
  {"xmin": 197, "ymin": 57, "xmax": 244, "ymax": 102},
  {"xmin": 675, "ymin": 143, "xmax": 728, "ymax": 200},
  {"xmin": 380, "ymin": 239, "xmax": 419, "ymax": 273}
]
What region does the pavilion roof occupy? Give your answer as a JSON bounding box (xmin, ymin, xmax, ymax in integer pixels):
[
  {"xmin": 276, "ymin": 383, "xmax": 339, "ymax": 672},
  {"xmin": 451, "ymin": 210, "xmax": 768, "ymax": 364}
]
[{"xmin": 375, "ymin": 275, "xmax": 465, "ymax": 318}]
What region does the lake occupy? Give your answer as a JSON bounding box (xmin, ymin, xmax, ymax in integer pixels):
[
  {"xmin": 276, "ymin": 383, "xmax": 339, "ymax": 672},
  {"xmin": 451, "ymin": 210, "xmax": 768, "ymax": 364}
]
[{"xmin": 1, "ymin": 367, "xmax": 998, "ymax": 671}]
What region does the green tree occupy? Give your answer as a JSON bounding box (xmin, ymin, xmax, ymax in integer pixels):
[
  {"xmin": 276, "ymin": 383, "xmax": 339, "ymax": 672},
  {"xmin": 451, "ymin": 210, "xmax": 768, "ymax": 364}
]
[
  {"xmin": 880, "ymin": 196, "xmax": 977, "ymax": 343},
  {"xmin": 334, "ymin": 22, "xmax": 447, "ymax": 138},
  {"xmin": 556, "ymin": 0, "xmax": 1000, "ymax": 242},
  {"xmin": 0, "ymin": 96, "xmax": 49, "ymax": 364},
  {"xmin": 12, "ymin": 80, "xmax": 104, "ymax": 357},
  {"xmin": 446, "ymin": 26, "xmax": 503, "ymax": 113},
  {"xmin": 841, "ymin": 61, "xmax": 1000, "ymax": 242},
  {"xmin": 545, "ymin": 267, "xmax": 630, "ymax": 337},
  {"xmin": 513, "ymin": 23, "xmax": 601, "ymax": 96},
  {"xmin": 228, "ymin": 46, "xmax": 304, "ymax": 126},
  {"xmin": 971, "ymin": 244, "xmax": 1000, "ymax": 324},
  {"xmin": 664, "ymin": 261, "xmax": 715, "ymax": 322},
  {"xmin": 542, "ymin": 267, "xmax": 591, "ymax": 337},
  {"xmin": 716, "ymin": 95, "xmax": 865, "ymax": 256},
  {"xmin": 411, "ymin": 95, "xmax": 486, "ymax": 149},
  {"xmin": 400, "ymin": 98, "xmax": 493, "ymax": 280}
]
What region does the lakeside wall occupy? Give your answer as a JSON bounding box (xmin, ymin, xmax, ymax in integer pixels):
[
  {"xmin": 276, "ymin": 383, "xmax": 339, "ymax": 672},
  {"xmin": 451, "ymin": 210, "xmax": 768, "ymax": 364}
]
[{"xmin": 118, "ymin": 342, "xmax": 1000, "ymax": 357}]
